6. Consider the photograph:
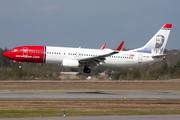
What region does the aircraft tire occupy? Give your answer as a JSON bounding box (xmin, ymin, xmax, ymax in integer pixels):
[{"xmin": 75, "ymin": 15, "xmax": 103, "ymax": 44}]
[{"xmin": 83, "ymin": 68, "xmax": 91, "ymax": 73}]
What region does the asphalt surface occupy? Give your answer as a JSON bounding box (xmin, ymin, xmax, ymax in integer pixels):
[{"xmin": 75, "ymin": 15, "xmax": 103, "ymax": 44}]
[
  {"xmin": 0, "ymin": 91, "xmax": 180, "ymax": 100},
  {"xmin": 1, "ymin": 115, "xmax": 180, "ymax": 120},
  {"xmin": 1, "ymin": 91, "xmax": 180, "ymax": 119}
]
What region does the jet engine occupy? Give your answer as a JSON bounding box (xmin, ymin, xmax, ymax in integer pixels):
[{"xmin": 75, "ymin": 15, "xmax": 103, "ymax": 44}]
[{"xmin": 61, "ymin": 59, "xmax": 79, "ymax": 68}]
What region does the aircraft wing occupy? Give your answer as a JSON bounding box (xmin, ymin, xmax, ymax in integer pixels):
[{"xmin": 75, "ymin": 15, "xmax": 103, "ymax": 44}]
[{"xmin": 79, "ymin": 41, "xmax": 124, "ymax": 66}]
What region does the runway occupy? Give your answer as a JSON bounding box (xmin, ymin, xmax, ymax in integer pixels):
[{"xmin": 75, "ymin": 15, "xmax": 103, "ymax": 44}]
[
  {"xmin": 1, "ymin": 115, "xmax": 180, "ymax": 120},
  {"xmin": 1, "ymin": 91, "xmax": 180, "ymax": 119},
  {"xmin": 0, "ymin": 91, "xmax": 180, "ymax": 100}
]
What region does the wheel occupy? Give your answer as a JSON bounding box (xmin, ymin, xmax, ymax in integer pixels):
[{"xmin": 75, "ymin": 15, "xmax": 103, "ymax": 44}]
[
  {"xmin": 83, "ymin": 68, "xmax": 91, "ymax": 73},
  {"xmin": 83, "ymin": 68, "xmax": 87, "ymax": 73},
  {"xmin": 86, "ymin": 68, "xmax": 91, "ymax": 73}
]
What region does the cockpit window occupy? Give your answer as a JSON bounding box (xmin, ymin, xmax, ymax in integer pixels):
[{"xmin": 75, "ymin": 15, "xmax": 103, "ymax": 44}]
[{"xmin": 11, "ymin": 49, "xmax": 17, "ymax": 52}]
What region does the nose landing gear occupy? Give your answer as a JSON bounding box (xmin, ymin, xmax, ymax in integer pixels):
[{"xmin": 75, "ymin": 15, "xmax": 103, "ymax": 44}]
[
  {"xmin": 19, "ymin": 65, "xmax": 21, "ymax": 68},
  {"xmin": 12, "ymin": 60, "xmax": 21, "ymax": 68}
]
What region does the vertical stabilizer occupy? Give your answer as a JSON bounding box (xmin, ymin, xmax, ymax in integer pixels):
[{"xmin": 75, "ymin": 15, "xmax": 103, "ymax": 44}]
[{"xmin": 129, "ymin": 24, "xmax": 172, "ymax": 55}]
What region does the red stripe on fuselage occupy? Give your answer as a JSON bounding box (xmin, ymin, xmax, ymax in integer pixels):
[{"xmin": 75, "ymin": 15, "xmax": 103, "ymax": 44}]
[{"xmin": 6, "ymin": 46, "xmax": 45, "ymax": 63}]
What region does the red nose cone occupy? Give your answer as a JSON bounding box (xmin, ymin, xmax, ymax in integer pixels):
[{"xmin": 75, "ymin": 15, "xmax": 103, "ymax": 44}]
[{"xmin": 3, "ymin": 51, "xmax": 10, "ymax": 58}]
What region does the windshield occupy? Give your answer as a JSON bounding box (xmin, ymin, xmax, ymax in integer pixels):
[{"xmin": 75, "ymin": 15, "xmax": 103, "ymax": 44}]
[{"xmin": 10, "ymin": 49, "xmax": 17, "ymax": 52}]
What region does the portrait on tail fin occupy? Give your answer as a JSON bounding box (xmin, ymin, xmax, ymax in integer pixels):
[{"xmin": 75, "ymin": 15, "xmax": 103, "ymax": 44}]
[{"xmin": 151, "ymin": 35, "xmax": 165, "ymax": 55}]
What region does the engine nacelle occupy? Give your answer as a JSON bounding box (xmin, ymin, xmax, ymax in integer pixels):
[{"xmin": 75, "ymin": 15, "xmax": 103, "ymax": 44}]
[{"xmin": 61, "ymin": 59, "xmax": 79, "ymax": 68}]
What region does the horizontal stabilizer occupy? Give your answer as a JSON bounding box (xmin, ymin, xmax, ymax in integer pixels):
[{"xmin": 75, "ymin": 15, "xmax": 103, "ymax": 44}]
[{"xmin": 152, "ymin": 54, "xmax": 166, "ymax": 58}]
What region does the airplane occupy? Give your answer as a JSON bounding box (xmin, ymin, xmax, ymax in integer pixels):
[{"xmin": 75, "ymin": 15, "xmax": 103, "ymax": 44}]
[{"xmin": 3, "ymin": 24, "xmax": 172, "ymax": 73}]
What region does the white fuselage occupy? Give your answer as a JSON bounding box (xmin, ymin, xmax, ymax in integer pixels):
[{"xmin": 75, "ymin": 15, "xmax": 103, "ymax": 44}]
[{"xmin": 45, "ymin": 46, "xmax": 162, "ymax": 67}]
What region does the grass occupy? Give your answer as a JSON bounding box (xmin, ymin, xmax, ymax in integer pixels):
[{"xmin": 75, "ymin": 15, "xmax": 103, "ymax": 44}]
[
  {"xmin": 0, "ymin": 109, "xmax": 180, "ymax": 118},
  {"xmin": 0, "ymin": 100, "xmax": 180, "ymax": 118},
  {"xmin": 1, "ymin": 81, "xmax": 180, "ymax": 91},
  {"xmin": 0, "ymin": 110, "xmax": 60, "ymax": 118}
]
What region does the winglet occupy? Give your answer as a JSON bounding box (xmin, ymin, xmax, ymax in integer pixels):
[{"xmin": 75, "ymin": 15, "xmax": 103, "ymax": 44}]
[
  {"xmin": 100, "ymin": 43, "xmax": 106, "ymax": 50},
  {"xmin": 116, "ymin": 41, "xmax": 124, "ymax": 51}
]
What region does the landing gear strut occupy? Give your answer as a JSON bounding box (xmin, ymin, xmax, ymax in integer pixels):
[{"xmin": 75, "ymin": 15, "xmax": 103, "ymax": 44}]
[
  {"xmin": 83, "ymin": 65, "xmax": 91, "ymax": 73},
  {"xmin": 19, "ymin": 65, "xmax": 21, "ymax": 68}
]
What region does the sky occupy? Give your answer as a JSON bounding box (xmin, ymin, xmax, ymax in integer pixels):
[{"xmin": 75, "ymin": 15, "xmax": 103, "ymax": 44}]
[{"xmin": 0, "ymin": 0, "xmax": 179, "ymax": 50}]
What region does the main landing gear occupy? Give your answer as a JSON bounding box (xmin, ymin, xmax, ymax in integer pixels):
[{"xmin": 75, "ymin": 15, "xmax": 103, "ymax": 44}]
[{"xmin": 83, "ymin": 65, "xmax": 91, "ymax": 73}]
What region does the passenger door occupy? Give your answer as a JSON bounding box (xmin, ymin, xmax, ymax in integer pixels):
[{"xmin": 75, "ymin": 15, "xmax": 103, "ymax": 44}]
[{"xmin": 138, "ymin": 54, "xmax": 142, "ymax": 63}]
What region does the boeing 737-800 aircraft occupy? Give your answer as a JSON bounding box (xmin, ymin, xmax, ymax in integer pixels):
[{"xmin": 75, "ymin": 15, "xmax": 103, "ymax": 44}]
[{"xmin": 3, "ymin": 24, "xmax": 172, "ymax": 73}]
